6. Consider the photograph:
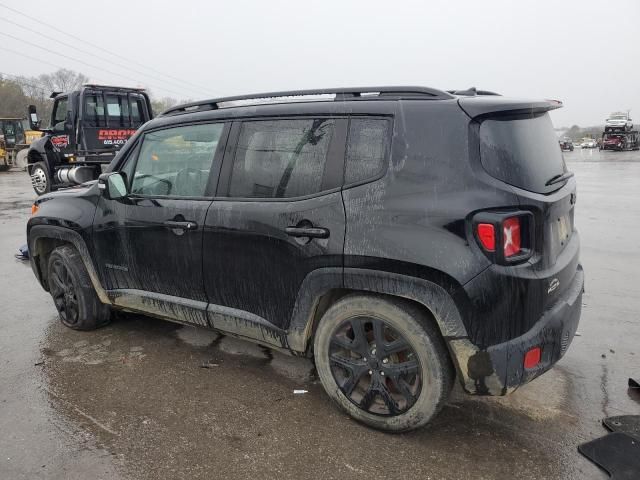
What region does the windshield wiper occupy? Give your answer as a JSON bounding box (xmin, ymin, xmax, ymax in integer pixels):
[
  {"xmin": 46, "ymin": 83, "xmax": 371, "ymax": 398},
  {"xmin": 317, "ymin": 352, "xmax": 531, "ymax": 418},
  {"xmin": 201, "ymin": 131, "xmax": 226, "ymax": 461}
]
[{"xmin": 545, "ymin": 171, "xmax": 574, "ymax": 186}]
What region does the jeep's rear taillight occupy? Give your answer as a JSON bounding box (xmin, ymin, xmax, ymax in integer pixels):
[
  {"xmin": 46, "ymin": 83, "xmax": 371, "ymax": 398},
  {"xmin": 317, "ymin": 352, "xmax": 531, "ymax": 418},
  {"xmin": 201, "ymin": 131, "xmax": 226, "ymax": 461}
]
[
  {"xmin": 502, "ymin": 216, "xmax": 521, "ymax": 257},
  {"xmin": 476, "ymin": 223, "xmax": 495, "ymax": 251},
  {"xmin": 473, "ymin": 211, "xmax": 533, "ymax": 264}
]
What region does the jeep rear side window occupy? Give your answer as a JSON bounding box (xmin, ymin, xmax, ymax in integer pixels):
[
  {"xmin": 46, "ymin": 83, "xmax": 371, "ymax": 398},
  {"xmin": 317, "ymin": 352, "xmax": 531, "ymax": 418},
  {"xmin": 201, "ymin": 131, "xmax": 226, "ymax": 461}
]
[
  {"xmin": 345, "ymin": 118, "xmax": 390, "ymax": 184},
  {"xmin": 130, "ymin": 123, "xmax": 223, "ymax": 197},
  {"xmin": 229, "ymin": 119, "xmax": 335, "ymax": 198}
]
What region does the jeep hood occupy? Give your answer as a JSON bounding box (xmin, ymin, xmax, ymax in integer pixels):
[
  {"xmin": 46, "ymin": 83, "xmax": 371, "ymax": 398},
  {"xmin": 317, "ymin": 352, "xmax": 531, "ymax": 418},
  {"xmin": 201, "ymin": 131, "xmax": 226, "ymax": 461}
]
[{"xmin": 36, "ymin": 181, "xmax": 99, "ymax": 204}]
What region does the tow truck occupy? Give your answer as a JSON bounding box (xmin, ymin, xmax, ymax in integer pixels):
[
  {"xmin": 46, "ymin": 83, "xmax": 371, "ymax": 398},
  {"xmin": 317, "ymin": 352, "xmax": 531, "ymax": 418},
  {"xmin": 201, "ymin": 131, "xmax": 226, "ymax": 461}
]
[{"xmin": 26, "ymin": 84, "xmax": 153, "ymax": 195}]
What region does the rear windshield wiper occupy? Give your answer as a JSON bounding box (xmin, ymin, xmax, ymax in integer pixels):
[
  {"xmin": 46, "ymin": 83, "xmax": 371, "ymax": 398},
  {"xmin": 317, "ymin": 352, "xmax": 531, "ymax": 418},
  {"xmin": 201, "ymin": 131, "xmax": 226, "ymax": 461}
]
[{"xmin": 545, "ymin": 171, "xmax": 574, "ymax": 186}]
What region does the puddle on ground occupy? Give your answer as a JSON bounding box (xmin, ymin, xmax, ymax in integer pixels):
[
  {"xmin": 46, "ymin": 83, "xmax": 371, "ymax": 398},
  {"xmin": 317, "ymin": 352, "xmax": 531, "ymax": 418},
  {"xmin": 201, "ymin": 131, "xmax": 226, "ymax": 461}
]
[{"xmin": 174, "ymin": 325, "xmax": 221, "ymax": 347}]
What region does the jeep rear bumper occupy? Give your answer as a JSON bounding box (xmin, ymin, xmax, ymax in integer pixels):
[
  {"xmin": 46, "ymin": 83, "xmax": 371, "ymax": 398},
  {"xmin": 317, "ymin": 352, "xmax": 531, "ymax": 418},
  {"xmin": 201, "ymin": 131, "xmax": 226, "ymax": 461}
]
[{"xmin": 448, "ymin": 264, "xmax": 583, "ymax": 396}]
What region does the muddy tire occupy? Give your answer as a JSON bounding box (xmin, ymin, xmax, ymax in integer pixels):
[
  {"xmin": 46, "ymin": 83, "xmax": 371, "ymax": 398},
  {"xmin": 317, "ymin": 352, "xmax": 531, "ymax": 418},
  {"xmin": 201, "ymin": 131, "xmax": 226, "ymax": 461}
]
[
  {"xmin": 47, "ymin": 245, "xmax": 111, "ymax": 330},
  {"xmin": 314, "ymin": 294, "xmax": 453, "ymax": 432},
  {"xmin": 30, "ymin": 161, "xmax": 51, "ymax": 195}
]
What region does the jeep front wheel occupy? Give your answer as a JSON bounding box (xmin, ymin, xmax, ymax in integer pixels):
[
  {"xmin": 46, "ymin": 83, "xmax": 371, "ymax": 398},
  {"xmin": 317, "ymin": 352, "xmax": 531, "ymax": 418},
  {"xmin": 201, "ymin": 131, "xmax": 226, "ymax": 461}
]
[
  {"xmin": 313, "ymin": 294, "xmax": 453, "ymax": 432},
  {"xmin": 47, "ymin": 245, "xmax": 111, "ymax": 330}
]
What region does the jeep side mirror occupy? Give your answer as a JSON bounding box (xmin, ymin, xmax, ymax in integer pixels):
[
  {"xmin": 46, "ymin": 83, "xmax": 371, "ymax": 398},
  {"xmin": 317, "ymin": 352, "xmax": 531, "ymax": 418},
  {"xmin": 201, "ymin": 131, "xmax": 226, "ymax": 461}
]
[
  {"xmin": 28, "ymin": 105, "xmax": 40, "ymax": 130},
  {"xmin": 98, "ymin": 172, "xmax": 127, "ymax": 200}
]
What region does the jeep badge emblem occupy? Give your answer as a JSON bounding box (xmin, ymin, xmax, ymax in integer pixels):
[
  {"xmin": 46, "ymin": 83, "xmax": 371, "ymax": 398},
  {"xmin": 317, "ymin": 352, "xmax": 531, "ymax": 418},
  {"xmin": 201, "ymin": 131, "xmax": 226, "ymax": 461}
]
[{"xmin": 548, "ymin": 278, "xmax": 560, "ymax": 294}]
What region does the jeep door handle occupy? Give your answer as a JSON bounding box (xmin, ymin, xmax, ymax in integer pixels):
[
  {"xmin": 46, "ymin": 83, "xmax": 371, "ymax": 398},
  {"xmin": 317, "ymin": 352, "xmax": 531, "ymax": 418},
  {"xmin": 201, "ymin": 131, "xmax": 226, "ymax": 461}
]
[
  {"xmin": 163, "ymin": 220, "xmax": 198, "ymax": 231},
  {"xmin": 285, "ymin": 226, "xmax": 330, "ymax": 239}
]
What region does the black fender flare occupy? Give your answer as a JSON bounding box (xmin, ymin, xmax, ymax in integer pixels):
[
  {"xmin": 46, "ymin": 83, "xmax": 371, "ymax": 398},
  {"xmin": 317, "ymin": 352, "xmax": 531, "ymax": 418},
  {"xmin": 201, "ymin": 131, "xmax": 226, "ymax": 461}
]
[
  {"xmin": 286, "ymin": 267, "xmax": 470, "ymax": 351},
  {"xmin": 28, "ymin": 225, "xmax": 111, "ymax": 305},
  {"xmin": 285, "ymin": 267, "xmax": 489, "ymax": 394}
]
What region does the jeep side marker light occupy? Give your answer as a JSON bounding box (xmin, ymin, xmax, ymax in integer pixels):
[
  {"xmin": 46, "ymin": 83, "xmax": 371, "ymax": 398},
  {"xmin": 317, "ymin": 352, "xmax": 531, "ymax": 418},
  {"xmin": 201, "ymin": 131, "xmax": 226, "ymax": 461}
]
[{"xmin": 524, "ymin": 346, "xmax": 542, "ymax": 369}]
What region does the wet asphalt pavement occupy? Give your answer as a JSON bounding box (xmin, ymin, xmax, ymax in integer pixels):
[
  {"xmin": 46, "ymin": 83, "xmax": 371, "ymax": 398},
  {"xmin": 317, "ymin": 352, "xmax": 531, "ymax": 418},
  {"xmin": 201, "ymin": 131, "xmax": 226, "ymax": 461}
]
[{"xmin": 1, "ymin": 149, "xmax": 639, "ymax": 479}]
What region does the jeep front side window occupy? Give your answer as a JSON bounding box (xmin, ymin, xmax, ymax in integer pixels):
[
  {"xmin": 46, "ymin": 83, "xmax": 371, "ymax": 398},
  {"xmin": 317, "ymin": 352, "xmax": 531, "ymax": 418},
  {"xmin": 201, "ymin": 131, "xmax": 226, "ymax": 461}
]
[{"xmin": 130, "ymin": 123, "xmax": 223, "ymax": 197}]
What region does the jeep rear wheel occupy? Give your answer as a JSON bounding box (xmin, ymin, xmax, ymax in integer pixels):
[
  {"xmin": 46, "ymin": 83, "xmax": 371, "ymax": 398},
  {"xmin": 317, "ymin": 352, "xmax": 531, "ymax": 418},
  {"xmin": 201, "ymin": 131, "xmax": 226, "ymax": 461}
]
[
  {"xmin": 314, "ymin": 294, "xmax": 453, "ymax": 432},
  {"xmin": 30, "ymin": 161, "xmax": 50, "ymax": 195},
  {"xmin": 47, "ymin": 245, "xmax": 110, "ymax": 330}
]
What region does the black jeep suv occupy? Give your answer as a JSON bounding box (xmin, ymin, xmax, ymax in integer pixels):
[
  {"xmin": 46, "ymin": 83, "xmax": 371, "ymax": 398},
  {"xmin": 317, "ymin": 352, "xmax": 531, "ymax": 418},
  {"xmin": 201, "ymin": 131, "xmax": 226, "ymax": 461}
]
[{"xmin": 27, "ymin": 86, "xmax": 583, "ymax": 432}]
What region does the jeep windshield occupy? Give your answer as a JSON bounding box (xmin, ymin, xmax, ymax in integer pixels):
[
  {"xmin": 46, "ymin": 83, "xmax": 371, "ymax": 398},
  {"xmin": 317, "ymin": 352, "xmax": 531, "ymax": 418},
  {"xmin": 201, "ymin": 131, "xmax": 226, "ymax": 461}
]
[{"xmin": 479, "ymin": 112, "xmax": 568, "ymax": 194}]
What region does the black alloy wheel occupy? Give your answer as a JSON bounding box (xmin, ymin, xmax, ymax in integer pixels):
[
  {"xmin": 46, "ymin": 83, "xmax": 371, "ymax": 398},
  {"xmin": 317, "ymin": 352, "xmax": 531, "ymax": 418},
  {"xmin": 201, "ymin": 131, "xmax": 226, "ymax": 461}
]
[
  {"xmin": 48, "ymin": 257, "xmax": 80, "ymax": 327},
  {"xmin": 328, "ymin": 316, "xmax": 422, "ymax": 416}
]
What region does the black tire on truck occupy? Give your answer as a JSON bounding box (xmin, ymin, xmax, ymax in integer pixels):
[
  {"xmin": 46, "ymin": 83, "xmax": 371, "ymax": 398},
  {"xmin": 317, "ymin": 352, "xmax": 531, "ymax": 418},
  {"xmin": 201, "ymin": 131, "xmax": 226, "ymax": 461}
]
[
  {"xmin": 30, "ymin": 161, "xmax": 51, "ymax": 195},
  {"xmin": 47, "ymin": 245, "xmax": 111, "ymax": 330},
  {"xmin": 313, "ymin": 294, "xmax": 454, "ymax": 432}
]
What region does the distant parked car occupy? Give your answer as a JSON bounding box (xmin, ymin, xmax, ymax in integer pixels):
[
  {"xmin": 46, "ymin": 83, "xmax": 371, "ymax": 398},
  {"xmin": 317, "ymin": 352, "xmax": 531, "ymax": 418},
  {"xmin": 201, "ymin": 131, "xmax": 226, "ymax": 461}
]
[
  {"xmin": 559, "ymin": 138, "xmax": 574, "ymax": 151},
  {"xmin": 580, "ymin": 138, "xmax": 597, "ymax": 148},
  {"xmin": 605, "ymin": 112, "xmax": 633, "ymax": 132}
]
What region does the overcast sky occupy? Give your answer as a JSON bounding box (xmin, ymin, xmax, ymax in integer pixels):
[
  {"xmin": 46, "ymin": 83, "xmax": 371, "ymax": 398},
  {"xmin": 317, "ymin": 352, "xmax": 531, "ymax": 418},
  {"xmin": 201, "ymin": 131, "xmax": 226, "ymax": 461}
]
[{"xmin": 1, "ymin": 0, "xmax": 638, "ymax": 127}]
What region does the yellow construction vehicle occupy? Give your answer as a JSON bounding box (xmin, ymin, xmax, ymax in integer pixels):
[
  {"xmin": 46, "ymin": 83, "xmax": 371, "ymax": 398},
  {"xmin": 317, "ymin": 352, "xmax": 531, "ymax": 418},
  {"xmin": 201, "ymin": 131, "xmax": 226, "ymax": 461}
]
[{"xmin": 0, "ymin": 118, "xmax": 41, "ymax": 171}]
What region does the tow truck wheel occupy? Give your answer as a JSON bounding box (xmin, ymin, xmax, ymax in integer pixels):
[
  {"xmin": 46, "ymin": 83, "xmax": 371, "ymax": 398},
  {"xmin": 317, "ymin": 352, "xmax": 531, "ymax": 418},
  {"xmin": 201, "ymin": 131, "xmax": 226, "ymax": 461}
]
[{"xmin": 30, "ymin": 161, "xmax": 51, "ymax": 195}]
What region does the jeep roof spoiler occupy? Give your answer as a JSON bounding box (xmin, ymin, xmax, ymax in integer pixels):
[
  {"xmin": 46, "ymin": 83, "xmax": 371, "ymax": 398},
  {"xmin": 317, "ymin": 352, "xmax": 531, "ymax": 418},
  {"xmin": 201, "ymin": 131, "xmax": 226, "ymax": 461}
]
[
  {"xmin": 159, "ymin": 86, "xmax": 456, "ymax": 116},
  {"xmin": 458, "ymin": 96, "xmax": 563, "ymax": 119}
]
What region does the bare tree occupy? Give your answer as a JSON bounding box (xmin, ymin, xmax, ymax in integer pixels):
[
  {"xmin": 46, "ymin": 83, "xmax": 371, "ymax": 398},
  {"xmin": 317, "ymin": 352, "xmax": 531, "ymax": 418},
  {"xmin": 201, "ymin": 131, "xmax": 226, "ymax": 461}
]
[
  {"xmin": 0, "ymin": 77, "xmax": 29, "ymax": 117},
  {"xmin": 150, "ymin": 96, "xmax": 179, "ymax": 115},
  {"xmin": 36, "ymin": 69, "xmax": 89, "ymax": 93},
  {"xmin": 8, "ymin": 69, "xmax": 89, "ymax": 127}
]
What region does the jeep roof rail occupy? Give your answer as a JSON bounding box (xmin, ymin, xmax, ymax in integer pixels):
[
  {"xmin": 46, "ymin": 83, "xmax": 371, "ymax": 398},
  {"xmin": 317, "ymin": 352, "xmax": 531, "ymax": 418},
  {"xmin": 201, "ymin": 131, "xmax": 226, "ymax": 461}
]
[
  {"xmin": 447, "ymin": 87, "xmax": 501, "ymax": 97},
  {"xmin": 159, "ymin": 86, "xmax": 455, "ymax": 117}
]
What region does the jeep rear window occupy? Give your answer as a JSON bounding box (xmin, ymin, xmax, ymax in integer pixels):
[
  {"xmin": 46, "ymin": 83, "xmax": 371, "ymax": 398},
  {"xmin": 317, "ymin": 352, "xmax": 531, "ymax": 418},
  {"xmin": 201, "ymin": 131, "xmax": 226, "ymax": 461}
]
[{"xmin": 479, "ymin": 112, "xmax": 567, "ymax": 194}]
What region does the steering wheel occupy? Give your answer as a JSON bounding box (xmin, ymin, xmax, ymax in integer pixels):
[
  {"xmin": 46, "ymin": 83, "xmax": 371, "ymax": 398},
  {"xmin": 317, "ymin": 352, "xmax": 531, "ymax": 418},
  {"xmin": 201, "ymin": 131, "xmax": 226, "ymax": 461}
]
[{"xmin": 173, "ymin": 168, "xmax": 206, "ymax": 196}]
